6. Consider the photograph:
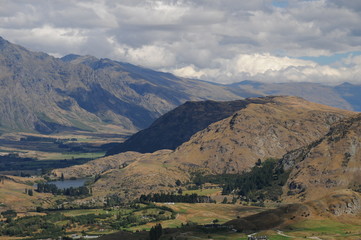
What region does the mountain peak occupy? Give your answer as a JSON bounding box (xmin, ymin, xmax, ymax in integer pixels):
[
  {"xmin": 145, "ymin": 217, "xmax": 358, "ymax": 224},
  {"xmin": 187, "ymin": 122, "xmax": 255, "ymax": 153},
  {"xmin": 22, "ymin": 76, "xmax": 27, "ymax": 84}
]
[
  {"xmin": 60, "ymin": 54, "xmax": 82, "ymax": 62},
  {"xmin": 0, "ymin": 36, "xmax": 10, "ymax": 49}
]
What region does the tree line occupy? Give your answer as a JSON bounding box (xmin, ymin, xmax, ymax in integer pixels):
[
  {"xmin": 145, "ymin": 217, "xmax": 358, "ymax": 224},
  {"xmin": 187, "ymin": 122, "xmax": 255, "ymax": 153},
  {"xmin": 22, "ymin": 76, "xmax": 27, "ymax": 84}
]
[
  {"xmin": 139, "ymin": 193, "xmax": 214, "ymax": 203},
  {"xmin": 36, "ymin": 183, "xmax": 90, "ymax": 196}
]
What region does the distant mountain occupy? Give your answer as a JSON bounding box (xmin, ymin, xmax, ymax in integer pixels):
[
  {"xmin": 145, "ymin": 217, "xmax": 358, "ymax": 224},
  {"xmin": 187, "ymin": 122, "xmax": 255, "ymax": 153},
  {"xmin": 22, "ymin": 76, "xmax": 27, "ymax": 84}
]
[
  {"xmin": 1, "ymin": 36, "xmax": 360, "ymax": 137},
  {"xmin": 106, "ymin": 99, "xmax": 270, "ymax": 155},
  {"xmin": 227, "ymin": 80, "xmax": 361, "ymax": 111},
  {"xmin": 52, "ymin": 96, "xmax": 355, "ymax": 201},
  {"xmin": 334, "ymin": 82, "xmax": 361, "ymax": 111},
  {"xmin": 0, "ymin": 36, "xmax": 241, "ymax": 134}
]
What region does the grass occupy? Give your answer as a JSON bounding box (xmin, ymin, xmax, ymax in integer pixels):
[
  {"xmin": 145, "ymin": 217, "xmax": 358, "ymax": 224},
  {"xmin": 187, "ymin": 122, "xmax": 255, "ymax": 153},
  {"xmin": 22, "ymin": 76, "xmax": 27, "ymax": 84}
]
[
  {"xmin": 182, "ymin": 232, "xmax": 247, "ymax": 239},
  {"xmin": 127, "ymin": 203, "xmax": 265, "ymax": 232},
  {"xmin": 0, "ymin": 178, "xmax": 57, "ymax": 212},
  {"xmin": 59, "ymin": 209, "xmax": 112, "ymax": 217},
  {"xmin": 285, "ymin": 219, "xmax": 361, "ymax": 239},
  {"xmin": 183, "ymin": 188, "xmax": 222, "ymax": 196},
  {"xmin": 40, "ymin": 152, "xmax": 105, "ymax": 161},
  {"xmin": 68, "ymin": 118, "xmax": 96, "ymax": 132}
]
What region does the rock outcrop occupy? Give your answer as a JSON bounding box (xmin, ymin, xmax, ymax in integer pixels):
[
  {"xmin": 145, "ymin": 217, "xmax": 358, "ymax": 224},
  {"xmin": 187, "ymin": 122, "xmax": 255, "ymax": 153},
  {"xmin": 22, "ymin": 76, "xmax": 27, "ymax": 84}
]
[{"xmin": 282, "ymin": 114, "xmax": 361, "ymax": 202}]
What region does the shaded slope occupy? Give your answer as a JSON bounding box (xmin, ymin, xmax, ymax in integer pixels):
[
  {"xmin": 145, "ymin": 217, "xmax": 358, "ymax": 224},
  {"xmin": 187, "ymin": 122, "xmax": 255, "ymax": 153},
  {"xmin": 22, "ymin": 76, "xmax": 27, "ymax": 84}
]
[
  {"xmin": 107, "ymin": 99, "xmax": 260, "ymax": 155},
  {"xmin": 335, "ymin": 82, "xmax": 361, "ymax": 112}
]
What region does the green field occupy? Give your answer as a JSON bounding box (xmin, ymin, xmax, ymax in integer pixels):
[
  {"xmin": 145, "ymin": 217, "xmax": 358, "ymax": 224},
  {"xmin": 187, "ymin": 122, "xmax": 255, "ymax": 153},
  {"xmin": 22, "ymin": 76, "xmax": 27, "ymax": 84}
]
[
  {"xmin": 128, "ymin": 203, "xmax": 265, "ymax": 232},
  {"xmin": 183, "ymin": 188, "xmax": 222, "ymax": 196},
  {"xmin": 285, "ymin": 219, "xmax": 361, "ymax": 239},
  {"xmin": 40, "ymin": 151, "xmax": 105, "ymax": 161}
]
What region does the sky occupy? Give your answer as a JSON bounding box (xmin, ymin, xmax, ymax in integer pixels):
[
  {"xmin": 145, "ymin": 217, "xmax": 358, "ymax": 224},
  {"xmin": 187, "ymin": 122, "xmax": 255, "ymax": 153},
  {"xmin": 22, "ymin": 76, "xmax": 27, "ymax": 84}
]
[{"xmin": 1, "ymin": 0, "xmax": 361, "ymax": 84}]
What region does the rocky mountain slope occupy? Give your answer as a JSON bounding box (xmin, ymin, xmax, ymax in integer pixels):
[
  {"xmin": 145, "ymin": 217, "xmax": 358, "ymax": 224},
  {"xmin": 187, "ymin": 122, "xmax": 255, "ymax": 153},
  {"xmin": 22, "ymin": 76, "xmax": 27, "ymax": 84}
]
[
  {"xmin": 166, "ymin": 96, "xmax": 353, "ymax": 174},
  {"xmin": 107, "ymin": 99, "xmax": 271, "ymax": 155},
  {"xmin": 0, "ymin": 36, "xmax": 240, "ymax": 135},
  {"xmin": 281, "ymin": 113, "xmax": 361, "ymax": 202},
  {"xmin": 52, "ymin": 96, "xmax": 355, "ymax": 201}
]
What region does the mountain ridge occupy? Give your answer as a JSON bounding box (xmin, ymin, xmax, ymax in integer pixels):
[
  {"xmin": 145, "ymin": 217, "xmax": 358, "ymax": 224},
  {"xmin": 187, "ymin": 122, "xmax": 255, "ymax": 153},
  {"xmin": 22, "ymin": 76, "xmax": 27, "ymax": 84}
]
[
  {"xmin": 52, "ymin": 96, "xmax": 356, "ymax": 202},
  {"xmin": 106, "ymin": 98, "xmax": 276, "ymax": 155},
  {"xmin": 0, "ymin": 36, "xmax": 242, "ymax": 135},
  {"xmin": 1, "ymin": 36, "xmax": 361, "ymax": 136}
]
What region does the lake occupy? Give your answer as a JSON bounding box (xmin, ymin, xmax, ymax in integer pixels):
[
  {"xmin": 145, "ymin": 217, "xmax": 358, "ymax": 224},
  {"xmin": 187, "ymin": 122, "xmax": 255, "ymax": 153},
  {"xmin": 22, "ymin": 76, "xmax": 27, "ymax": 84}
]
[{"xmin": 39, "ymin": 178, "xmax": 89, "ymax": 189}]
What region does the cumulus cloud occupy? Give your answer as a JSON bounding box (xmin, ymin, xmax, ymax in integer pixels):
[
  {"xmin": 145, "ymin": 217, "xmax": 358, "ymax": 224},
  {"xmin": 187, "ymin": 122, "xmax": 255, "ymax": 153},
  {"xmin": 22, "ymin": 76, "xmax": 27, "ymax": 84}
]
[
  {"xmin": 1, "ymin": 0, "xmax": 361, "ymax": 84},
  {"xmin": 172, "ymin": 65, "xmax": 206, "ymax": 79}
]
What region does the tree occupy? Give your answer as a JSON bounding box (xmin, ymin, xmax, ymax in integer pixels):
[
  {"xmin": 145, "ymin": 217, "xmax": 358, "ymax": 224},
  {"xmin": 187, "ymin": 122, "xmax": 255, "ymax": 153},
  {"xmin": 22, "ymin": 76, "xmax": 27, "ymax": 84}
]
[
  {"xmin": 222, "ymin": 197, "xmax": 228, "ymax": 204},
  {"xmin": 175, "ymin": 179, "xmax": 182, "ymax": 186},
  {"xmin": 149, "ymin": 223, "xmax": 162, "ymax": 240},
  {"xmin": 1, "ymin": 209, "xmax": 17, "ymax": 220},
  {"xmin": 28, "ymin": 189, "xmax": 33, "ymax": 196}
]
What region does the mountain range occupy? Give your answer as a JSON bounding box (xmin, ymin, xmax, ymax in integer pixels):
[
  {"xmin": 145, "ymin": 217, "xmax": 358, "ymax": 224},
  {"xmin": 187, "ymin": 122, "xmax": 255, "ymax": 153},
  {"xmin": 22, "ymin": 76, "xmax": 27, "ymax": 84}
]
[
  {"xmin": 52, "ymin": 96, "xmax": 357, "ymax": 203},
  {"xmin": 0, "ymin": 36, "xmax": 239, "ymax": 135},
  {"xmin": 0, "ymin": 36, "xmax": 361, "ymax": 137}
]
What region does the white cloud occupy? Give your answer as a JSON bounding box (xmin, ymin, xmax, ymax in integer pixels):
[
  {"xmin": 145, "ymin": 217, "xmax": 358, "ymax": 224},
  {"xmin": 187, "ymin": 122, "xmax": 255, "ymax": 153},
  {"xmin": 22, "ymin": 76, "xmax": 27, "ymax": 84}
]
[
  {"xmin": 172, "ymin": 65, "xmax": 206, "ymax": 79},
  {"xmin": 125, "ymin": 45, "xmax": 176, "ymax": 68},
  {"xmin": 234, "ymin": 53, "xmax": 316, "ymax": 76},
  {"xmin": 1, "ymin": 0, "xmax": 361, "ymax": 84}
]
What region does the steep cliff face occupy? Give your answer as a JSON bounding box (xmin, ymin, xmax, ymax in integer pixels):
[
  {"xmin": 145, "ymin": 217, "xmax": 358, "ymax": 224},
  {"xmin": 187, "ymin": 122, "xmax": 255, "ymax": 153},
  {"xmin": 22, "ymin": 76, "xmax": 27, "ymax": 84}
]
[{"xmin": 281, "ymin": 114, "xmax": 361, "ymax": 202}]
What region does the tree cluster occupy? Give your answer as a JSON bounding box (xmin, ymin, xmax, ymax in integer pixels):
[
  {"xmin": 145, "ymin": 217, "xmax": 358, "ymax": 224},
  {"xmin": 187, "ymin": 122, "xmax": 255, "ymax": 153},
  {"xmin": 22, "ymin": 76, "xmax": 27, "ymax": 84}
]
[
  {"xmin": 36, "ymin": 183, "xmax": 90, "ymax": 196},
  {"xmin": 221, "ymin": 159, "xmax": 289, "ymax": 201},
  {"xmin": 139, "ymin": 193, "xmax": 213, "ymax": 203}
]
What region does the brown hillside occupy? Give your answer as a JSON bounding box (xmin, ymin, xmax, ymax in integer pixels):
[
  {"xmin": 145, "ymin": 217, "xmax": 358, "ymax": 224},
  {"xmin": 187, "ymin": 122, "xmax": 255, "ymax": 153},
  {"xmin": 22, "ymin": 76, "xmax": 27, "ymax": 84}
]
[
  {"xmin": 168, "ymin": 96, "xmax": 354, "ymax": 174},
  {"xmin": 225, "ymin": 189, "xmax": 361, "ymax": 232},
  {"xmin": 0, "ymin": 176, "xmax": 53, "ymax": 212},
  {"xmin": 52, "ymin": 96, "xmax": 355, "ymax": 201},
  {"xmin": 281, "ymin": 113, "xmax": 361, "ymax": 202}
]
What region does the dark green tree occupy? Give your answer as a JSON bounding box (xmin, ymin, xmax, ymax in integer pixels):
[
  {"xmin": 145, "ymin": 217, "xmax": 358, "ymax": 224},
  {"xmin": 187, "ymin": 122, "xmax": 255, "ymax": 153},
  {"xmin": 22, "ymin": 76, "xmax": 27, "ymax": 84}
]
[
  {"xmin": 149, "ymin": 223, "xmax": 162, "ymax": 240},
  {"xmin": 175, "ymin": 179, "xmax": 182, "ymax": 186},
  {"xmin": 1, "ymin": 209, "xmax": 17, "ymax": 221}
]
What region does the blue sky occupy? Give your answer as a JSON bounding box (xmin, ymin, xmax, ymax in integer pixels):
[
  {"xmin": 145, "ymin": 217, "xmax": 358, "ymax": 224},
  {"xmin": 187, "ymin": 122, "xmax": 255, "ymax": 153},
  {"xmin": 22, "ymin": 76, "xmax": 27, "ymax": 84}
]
[
  {"xmin": 1, "ymin": 0, "xmax": 361, "ymax": 84},
  {"xmin": 299, "ymin": 51, "xmax": 361, "ymax": 66},
  {"xmin": 272, "ymin": 1, "xmax": 289, "ymax": 8}
]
